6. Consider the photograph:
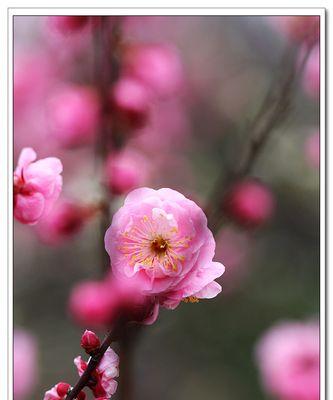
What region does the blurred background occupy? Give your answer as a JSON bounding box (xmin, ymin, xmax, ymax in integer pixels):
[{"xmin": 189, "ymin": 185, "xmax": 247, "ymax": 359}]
[{"xmin": 14, "ymin": 15, "xmax": 320, "ymax": 400}]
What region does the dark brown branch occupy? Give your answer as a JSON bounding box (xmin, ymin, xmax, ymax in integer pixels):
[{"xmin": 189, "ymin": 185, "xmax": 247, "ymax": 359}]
[{"xmin": 206, "ymin": 43, "xmax": 314, "ymax": 234}]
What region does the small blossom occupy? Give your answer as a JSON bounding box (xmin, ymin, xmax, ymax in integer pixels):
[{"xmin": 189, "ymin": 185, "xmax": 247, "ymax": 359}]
[
  {"xmin": 305, "ymin": 131, "xmax": 320, "ymax": 169},
  {"xmin": 81, "ymin": 330, "xmax": 101, "ymax": 354},
  {"xmin": 47, "ymin": 85, "xmax": 100, "ymax": 148},
  {"xmin": 74, "ymin": 348, "xmax": 119, "ymax": 399},
  {"xmin": 255, "ymin": 320, "xmax": 319, "ymax": 400},
  {"xmin": 222, "ymin": 179, "xmax": 275, "ymax": 228},
  {"xmin": 36, "ymin": 200, "xmax": 99, "ymax": 245},
  {"xmin": 14, "ymin": 329, "xmax": 38, "ymax": 400},
  {"xmin": 302, "ymin": 45, "xmax": 320, "ymax": 99},
  {"xmin": 47, "ymin": 16, "xmax": 90, "ymax": 34},
  {"xmin": 14, "ymin": 148, "xmax": 63, "ymax": 225},
  {"xmin": 111, "ymin": 77, "xmax": 151, "ymax": 130},
  {"xmin": 43, "ymin": 382, "xmax": 86, "ymax": 400},
  {"xmin": 105, "ymin": 188, "xmax": 225, "ymax": 312},
  {"xmin": 123, "ymin": 43, "xmax": 184, "ymax": 98},
  {"xmin": 105, "ymin": 148, "xmax": 151, "ymax": 195}
]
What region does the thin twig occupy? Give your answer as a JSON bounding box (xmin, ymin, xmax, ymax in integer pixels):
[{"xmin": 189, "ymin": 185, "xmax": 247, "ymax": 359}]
[{"xmin": 206, "ymin": 42, "xmax": 314, "ymax": 234}]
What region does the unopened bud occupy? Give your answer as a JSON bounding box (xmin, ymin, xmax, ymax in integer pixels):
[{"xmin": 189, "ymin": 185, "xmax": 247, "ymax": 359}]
[
  {"xmin": 80, "ymin": 330, "xmax": 101, "ymax": 354},
  {"xmin": 56, "ymin": 382, "xmax": 71, "ymax": 397}
]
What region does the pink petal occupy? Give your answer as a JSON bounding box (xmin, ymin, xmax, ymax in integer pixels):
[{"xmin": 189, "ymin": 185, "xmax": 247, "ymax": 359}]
[{"xmin": 14, "ymin": 192, "xmax": 45, "ymax": 225}]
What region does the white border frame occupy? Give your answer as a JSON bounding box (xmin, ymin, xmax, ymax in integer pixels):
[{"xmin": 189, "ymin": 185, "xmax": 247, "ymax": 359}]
[{"xmin": 5, "ymin": 7, "xmax": 325, "ymax": 400}]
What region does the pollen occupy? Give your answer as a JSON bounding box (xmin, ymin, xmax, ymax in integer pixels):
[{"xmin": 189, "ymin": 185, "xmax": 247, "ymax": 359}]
[
  {"xmin": 183, "ymin": 296, "xmax": 200, "ymax": 303},
  {"xmin": 151, "ymin": 236, "xmax": 168, "ymax": 254}
]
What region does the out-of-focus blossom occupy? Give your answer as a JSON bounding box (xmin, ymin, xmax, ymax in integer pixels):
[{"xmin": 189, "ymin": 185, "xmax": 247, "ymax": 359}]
[
  {"xmin": 270, "ymin": 16, "xmax": 320, "ymax": 44},
  {"xmin": 69, "ymin": 276, "xmax": 158, "ymax": 328},
  {"xmin": 215, "ymin": 227, "xmax": 251, "ymax": 291},
  {"xmin": 47, "ymin": 16, "xmax": 90, "ymax": 34},
  {"xmin": 14, "ymin": 148, "xmax": 63, "ymax": 225},
  {"xmin": 80, "ymin": 330, "xmax": 101, "ymax": 354},
  {"xmin": 223, "ymin": 179, "xmax": 275, "ymax": 228},
  {"xmin": 123, "ymin": 43, "xmax": 184, "ymax": 98},
  {"xmin": 43, "ymin": 382, "xmax": 85, "ymax": 400},
  {"xmin": 105, "ymin": 148, "xmax": 151, "ymax": 195},
  {"xmin": 302, "ymin": 45, "xmax": 320, "ymax": 99},
  {"xmin": 47, "ymin": 85, "xmax": 100, "ymax": 148},
  {"xmin": 69, "ymin": 280, "xmax": 116, "ymax": 328},
  {"xmin": 111, "ymin": 77, "xmax": 151, "ymax": 130},
  {"xmin": 14, "ymin": 329, "xmax": 38, "ymax": 400},
  {"xmin": 255, "ymin": 320, "xmax": 319, "ymax": 400},
  {"xmin": 74, "ymin": 348, "xmax": 119, "ymax": 398},
  {"xmin": 35, "ymin": 200, "xmax": 99, "ymax": 245},
  {"xmin": 305, "ymin": 131, "xmax": 320, "ymax": 169},
  {"xmin": 105, "ymin": 188, "xmax": 225, "ymax": 312}
]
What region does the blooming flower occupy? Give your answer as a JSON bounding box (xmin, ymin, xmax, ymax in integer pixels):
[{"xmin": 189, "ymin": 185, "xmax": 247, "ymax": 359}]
[
  {"xmin": 255, "ymin": 320, "xmax": 319, "ymax": 400},
  {"xmin": 47, "ymin": 85, "xmax": 100, "ymax": 148},
  {"xmin": 14, "ymin": 329, "xmax": 38, "ymax": 400},
  {"xmin": 74, "ymin": 348, "xmax": 119, "ymax": 398},
  {"xmin": 43, "ymin": 382, "xmax": 85, "ymax": 400},
  {"xmin": 14, "ymin": 148, "xmax": 63, "ymax": 224},
  {"xmin": 105, "ymin": 188, "xmax": 225, "ymax": 311},
  {"xmin": 222, "ymin": 179, "xmax": 275, "ymax": 228},
  {"xmin": 105, "ymin": 148, "xmax": 151, "ymax": 195}
]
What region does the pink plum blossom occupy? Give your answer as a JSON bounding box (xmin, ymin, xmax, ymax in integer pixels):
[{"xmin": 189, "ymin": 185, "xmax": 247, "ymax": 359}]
[
  {"xmin": 43, "ymin": 382, "xmax": 85, "ymax": 400},
  {"xmin": 255, "ymin": 320, "xmax": 319, "ymax": 400},
  {"xmin": 105, "ymin": 188, "xmax": 225, "ymax": 311},
  {"xmin": 47, "ymin": 85, "xmax": 100, "ymax": 148},
  {"xmin": 223, "ymin": 179, "xmax": 275, "ymax": 228},
  {"xmin": 74, "ymin": 347, "xmax": 119, "ymax": 398},
  {"xmin": 14, "ymin": 329, "xmax": 38, "ymax": 400},
  {"xmin": 305, "ymin": 131, "xmax": 320, "ymax": 169},
  {"xmin": 47, "ymin": 16, "xmax": 90, "ymax": 35},
  {"xmin": 123, "ymin": 43, "xmax": 184, "ymax": 98},
  {"xmin": 105, "ymin": 148, "xmax": 151, "ymax": 195},
  {"xmin": 14, "ymin": 148, "xmax": 63, "ymax": 225},
  {"xmin": 111, "ymin": 77, "xmax": 151, "ymax": 130},
  {"xmin": 36, "ymin": 200, "xmax": 99, "ymax": 245},
  {"xmin": 302, "ymin": 45, "xmax": 320, "ymax": 99}
]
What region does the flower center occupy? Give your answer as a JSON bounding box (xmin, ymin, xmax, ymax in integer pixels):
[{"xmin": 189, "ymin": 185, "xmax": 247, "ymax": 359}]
[{"xmin": 151, "ymin": 236, "xmax": 168, "ymax": 254}]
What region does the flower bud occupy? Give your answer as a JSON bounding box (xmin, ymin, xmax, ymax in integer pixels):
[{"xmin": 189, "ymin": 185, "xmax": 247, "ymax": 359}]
[
  {"xmin": 47, "ymin": 16, "xmax": 90, "ymax": 34},
  {"xmin": 56, "ymin": 382, "xmax": 71, "ymax": 397},
  {"xmin": 80, "ymin": 330, "xmax": 101, "ymax": 354},
  {"xmin": 223, "ymin": 179, "xmax": 275, "ymax": 228},
  {"xmin": 111, "ymin": 77, "xmax": 151, "ymax": 130}
]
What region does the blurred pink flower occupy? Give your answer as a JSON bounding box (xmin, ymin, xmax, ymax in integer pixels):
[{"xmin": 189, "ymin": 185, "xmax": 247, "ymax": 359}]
[
  {"xmin": 43, "ymin": 382, "xmax": 85, "ymax": 400},
  {"xmin": 111, "ymin": 77, "xmax": 151, "ymax": 130},
  {"xmin": 270, "ymin": 16, "xmax": 320, "ymax": 44},
  {"xmin": 14, "ymin": 329, "xmax": 38, "ymax": 400},
  {"xmin": 74, "ymin": 348, "xmax": 119, "ymax": 398},
  {"xmin": 305, "ymin": 131, "xmax": 320, "ymax": 169},
  {"xmin": 105, "ymin": 148, "xmax": 151, "ymax": 195},
  {"xmin": 302, "ymin": 45, "xmax": 320, "ymax": 99},
  {"xmin": 69, "ymin": 277, "xmax": 158, "ymax": 328},
  {"xmin": 35, "ymin": 200, "xmax": 99, "ymax": 245},
  {"xmin": 47, "ymin": 16, "xmax": 90, "ymax": 34},
  {"xmin": 47, "ymin": 85, "xmax": 100, "ymax": 148},
  {"xmin": 14, "ymin": 148, "xmax": 63, "ymax": 225},
  {"xmin": 223, "ymin": 179, "xmax": 275, "ymax": 228},
  {"xmin": 123, "ymin": 43, "xmax": 184, "ymax": 98},
  {"xmin": 256, "ymin": 320, "xmax": 319, "ymax": 400},
  {"xmin": 105, "ymin": 188, "xmax": 225, "ymax": 311}
]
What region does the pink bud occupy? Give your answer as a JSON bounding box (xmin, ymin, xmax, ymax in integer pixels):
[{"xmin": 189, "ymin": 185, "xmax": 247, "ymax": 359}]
[
  {"xmin": 111, "ymin": 77, "xmax": 151, "ymax": 130},
  {"xmin": 304, "ymin": 131, "xmax": 320, "ymax": 169},
  {"xmin": 47, "ymin": 16, "xmax": 90, "ymax": 34},
  {"xmin": 56, "ymin": 382, "xmax": 71, "ymax": 397},
  {"xmin": 47, "ymin": 85, "xmax": 100, "ymax": 148},
  {"xmin": 223, "ymin": 179, "xmax": 275, "ymax": 228},
  {"xmin": 80, "ymin": 330, "xmax": 101, "ymax": 354},
  {"xmin": 36, "ymin": 201, "xmax": 98, "ymax": 245},
  {"xmin": 123, "ymin": 43, "xmax": 184, "ymax": 97},
  {"xmin": 302, "ymin": 45, "xmax": 320, "ymax": 99},
  {"xmin": 105, "ymin": 148, "xmax": 150, "ymax": 195}
]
